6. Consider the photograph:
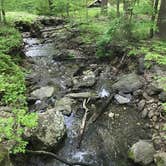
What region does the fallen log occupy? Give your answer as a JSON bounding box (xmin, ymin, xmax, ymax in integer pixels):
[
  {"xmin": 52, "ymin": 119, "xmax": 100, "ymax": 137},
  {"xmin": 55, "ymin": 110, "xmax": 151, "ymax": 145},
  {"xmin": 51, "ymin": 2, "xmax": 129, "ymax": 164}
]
[{"xmin": 26, "ymin": 150, "xmax": 93, "ymax": 166}]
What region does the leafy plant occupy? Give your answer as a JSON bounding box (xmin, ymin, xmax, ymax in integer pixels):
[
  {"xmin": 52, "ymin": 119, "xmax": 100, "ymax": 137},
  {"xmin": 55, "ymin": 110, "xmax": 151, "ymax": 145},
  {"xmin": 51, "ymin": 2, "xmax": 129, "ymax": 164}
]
[{"xmin": 0, "ymin": 53, "xmax": 38, "ymax": 153}]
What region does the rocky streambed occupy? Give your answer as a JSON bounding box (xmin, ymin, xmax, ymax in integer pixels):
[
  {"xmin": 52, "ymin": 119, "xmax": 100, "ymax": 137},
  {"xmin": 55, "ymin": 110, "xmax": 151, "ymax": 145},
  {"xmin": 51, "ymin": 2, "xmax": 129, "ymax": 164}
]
[{"xmin": 12, "ymin": 17, "xmax": 166, "ymax": 166}]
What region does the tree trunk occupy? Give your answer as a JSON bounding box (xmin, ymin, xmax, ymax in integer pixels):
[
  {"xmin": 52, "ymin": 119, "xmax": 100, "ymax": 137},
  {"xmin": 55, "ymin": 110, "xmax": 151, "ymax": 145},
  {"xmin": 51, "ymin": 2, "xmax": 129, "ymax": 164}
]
[
  {"xmin": 85, "ymin": 0, "xmax": 89, "ymax": 22},
  {"xmin": 1, "ymin": 0, "xmax": 6, "ymax": 24},
  {"xmin": 117, "ymin": 0, "xmax": 120, "ymax": 17},
  {"xmin": 101, "ymin": 0, "xmax": 108, "ymax": 15},
  {"xmin": 48, "ymin": 0, "xmax": 53, "ymax": 14},
  {"xmin": 150, "ymin": 0, "xmax": 159, "ymax": 38},
  {"xmin": 66, "ymin": 0, "xmax": 70, "ymax": 17},
  {"xmin": 157, "ymin": 0, "xmax": 166, "ymax": 39}
]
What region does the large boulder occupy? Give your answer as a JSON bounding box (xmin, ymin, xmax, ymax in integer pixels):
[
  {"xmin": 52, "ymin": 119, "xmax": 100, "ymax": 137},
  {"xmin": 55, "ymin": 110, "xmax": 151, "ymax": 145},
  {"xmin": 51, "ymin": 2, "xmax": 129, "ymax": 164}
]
[
  {"xmin": 154, "ymin": 152, "xmax": 166, "ymax": 166},
  {"xmin": 128, "ymin": 140, "xmax": 155, "ymax": 165},
  {"xmin": 112, "ymin": 73, "xmax": 144, "ymax": 93},
  {"xmin": 31, "ymin": 86, "xmax": 54, "ymax": 100},
  {"xmin": 25, "ymin": 109, "xmax": 66, "ymax": 150},
  {"xmin": 0, "ymin": 145, "xmax": 12, "ymax": 166},
  {"xmin": 159, "ymin": 92, "xmax": 166, "ymax": 102}
]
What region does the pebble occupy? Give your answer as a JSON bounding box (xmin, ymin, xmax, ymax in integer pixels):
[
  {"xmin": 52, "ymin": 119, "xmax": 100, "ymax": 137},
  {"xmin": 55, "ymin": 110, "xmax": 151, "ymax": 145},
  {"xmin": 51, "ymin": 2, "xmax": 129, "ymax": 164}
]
[
  {"xmin": 142, "ymin": 109, "xmax": 148, "ymax": 118},
  {"xmin": 108, "ymin": 112, "xmax": 115, "ymax": 118},
  {"xmin": 148, "ymin": 110, "xmax": 155, "ymax": 119},
  {"xmin": 138, "ymin": 99, "xmax": 146, "ymax": 111},
  {"xmin": 152, "ymin": 116, "xmax": 158, "ymax": 122}
]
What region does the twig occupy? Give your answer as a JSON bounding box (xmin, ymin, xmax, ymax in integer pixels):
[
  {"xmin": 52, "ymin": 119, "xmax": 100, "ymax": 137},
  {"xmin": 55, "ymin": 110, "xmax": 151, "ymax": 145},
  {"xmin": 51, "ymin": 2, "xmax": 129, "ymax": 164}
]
[
  {"xmin": 77, "ymin": 98, "xmax": 90, "ymax": 149},
  {"xmin": 26, "ymin": 150, "xmax": 93, "ymax": 166}
]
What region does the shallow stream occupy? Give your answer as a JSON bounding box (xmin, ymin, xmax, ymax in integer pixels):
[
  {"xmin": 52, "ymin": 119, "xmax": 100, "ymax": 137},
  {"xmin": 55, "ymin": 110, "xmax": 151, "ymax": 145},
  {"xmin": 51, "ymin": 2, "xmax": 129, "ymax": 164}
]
[{"xmin": 17, "ymin": 27, "xmax": 151, "ymax": 166}]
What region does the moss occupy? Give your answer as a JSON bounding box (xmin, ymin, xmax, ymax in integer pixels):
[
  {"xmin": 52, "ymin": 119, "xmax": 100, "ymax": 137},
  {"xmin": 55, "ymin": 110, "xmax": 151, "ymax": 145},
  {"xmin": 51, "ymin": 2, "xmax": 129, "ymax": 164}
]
[{"xmin": 128, "ymin": 150, "xmax": 134, "ymax": 160}]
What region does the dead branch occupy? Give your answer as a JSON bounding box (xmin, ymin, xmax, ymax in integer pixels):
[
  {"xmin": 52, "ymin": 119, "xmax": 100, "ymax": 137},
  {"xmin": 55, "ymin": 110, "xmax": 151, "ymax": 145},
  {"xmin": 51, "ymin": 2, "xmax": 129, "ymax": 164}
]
[
  {"xmin": 87, "ymin": 94, "xmax": 114, "ymax": 125},
  {"xmin": 77, "ymin": 98, "xmax": 90, "ymax": 149},
  {"xmin": 26, "ymin": 150, "xmax": 93, "ymax": 166},
  {"xmin": 114, "ymin": 54, "xmax": 127, "ymax": 75}
]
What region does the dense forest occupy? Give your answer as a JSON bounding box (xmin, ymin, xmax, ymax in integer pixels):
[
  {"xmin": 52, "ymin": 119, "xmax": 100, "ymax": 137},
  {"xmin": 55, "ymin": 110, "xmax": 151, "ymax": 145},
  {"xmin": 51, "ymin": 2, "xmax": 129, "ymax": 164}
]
[{"xmin": 0, "ymin": 0, "xmax": 166, "ymax": 166}]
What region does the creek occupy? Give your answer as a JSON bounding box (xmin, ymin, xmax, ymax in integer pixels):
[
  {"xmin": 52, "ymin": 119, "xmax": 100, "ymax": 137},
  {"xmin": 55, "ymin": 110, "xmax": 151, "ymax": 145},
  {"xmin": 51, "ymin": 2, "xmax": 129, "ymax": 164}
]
[{"xmin": 14, "ymin": 20, "xmax": 152, "ymax": 166}]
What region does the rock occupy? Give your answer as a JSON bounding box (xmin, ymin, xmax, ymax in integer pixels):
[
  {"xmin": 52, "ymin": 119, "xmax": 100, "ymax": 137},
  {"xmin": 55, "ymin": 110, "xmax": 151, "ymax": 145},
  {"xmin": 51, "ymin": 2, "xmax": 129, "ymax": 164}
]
[
  {"xmin": 25, "ymin": 109, "xmax": 66, "ymax": 149},
  {"xmin": 108, "ymin": 112, "xmax": 115, "ymax": 118},
  {"xmin": 152, "ymin": 116, "xmax": 158, "ymax": 122},
  {"xmin": 146, "ymin": 84, "xmax": 163, "ymax": 96},
  {"xmin": 55, "ymin": 97, "xmax": 76, "ymax": 116},
  {"xmin": 73, "ymin": 70, "xmax": 96, "ymax": 88},
  {"xmin": 128, "ymin": 140, "xmax": 155, "ymax": 165},
  {"xmin": 133, "ymin": 89, "xmax": 143, "ymax": 98},
  {"xmin": 38, "ymin": 16, "xmax": 65, "ymax": 26},
  {"xmin": 154, "ymin": 152, "xmax": 166, "ymax": 166},
  {"xmin": 148, "ymin": 110, "xmax": 155, "ymax": 119},
  {"xmin": 66, "ymin": 92, "xmax": 98, "ymax": 99},
  {"xmin": 137, "ymin": 100, "xmax": 146, "ymax": 111},
  {"xmin": 141, "ymin": 109, "xmax": 148, "ymax": 119},
  {"xmin": 114, "ymin": 94, "xmax": 131, "ymax": 104},
  {"xmin": 137, "ymin": 57, "xmax": 145, "ymax": 75},
  {"xmin": 159, "ymin": 92, "xmax": 166, "ymax": 102},
  {"xmin": 0, "ymin": 144, "xmax": 12, "ymax": 166},
  {"xmin": 112, "ymin": 73, "xmax": 144, "ymax": 93},
  {"xmin": 31, "ymin": 86, "xmax": 54, "ymax": 99}
]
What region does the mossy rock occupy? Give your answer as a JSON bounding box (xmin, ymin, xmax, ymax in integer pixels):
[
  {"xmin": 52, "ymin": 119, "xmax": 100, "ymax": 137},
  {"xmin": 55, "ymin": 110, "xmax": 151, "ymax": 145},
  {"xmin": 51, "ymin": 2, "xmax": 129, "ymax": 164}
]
[{"xmin": 0, "ymin": 144, "xmax": 12, "ymax": 166}]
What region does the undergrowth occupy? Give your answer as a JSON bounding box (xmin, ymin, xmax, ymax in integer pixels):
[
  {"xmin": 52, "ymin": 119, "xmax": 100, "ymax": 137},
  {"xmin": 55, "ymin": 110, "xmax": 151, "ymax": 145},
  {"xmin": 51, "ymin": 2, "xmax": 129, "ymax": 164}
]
[{"xmin": 0, "ymin": 25, "xmax": 37, "ymax": 154}]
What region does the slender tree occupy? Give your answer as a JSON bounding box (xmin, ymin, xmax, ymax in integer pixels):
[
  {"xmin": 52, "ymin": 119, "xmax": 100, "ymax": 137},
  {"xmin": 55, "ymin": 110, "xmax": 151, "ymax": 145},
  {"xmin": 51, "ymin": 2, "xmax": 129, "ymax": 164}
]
[
  {"xmin": 117, "ymin": 0, "xmax": 120, "ymax": 17},
  {"xmin": 48, "ymin": 0, "xmax": 53, "ymax": 14},
  {"xmin": 157, "ymin": 0, "xmax": 166, "ymax": 39},
  {"xmin": 101, "ymin": 0, "xmax": 108, "ymax": 15},
  {"xmin": 150, "ymin": 0, "xmax": 159, "ymax": 38},
  {"xmin": 0, "ymin": 0, "xmax": 6, "ymax": 24}
]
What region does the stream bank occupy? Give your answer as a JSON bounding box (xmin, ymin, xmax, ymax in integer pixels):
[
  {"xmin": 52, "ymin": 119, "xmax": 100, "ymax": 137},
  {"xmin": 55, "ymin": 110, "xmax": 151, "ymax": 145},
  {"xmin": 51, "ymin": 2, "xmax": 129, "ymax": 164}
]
[{"xmin": 12, "ymin": 17, "xmax": 166, "ymax": 166}]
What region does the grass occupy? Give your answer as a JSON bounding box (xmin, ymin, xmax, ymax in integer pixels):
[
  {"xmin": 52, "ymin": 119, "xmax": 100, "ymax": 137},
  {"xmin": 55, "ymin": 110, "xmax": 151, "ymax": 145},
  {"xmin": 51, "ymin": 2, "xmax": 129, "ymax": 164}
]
[
  {"xmin": 6, "ymin": 11, "xmax": 38, "ymax": 25},
  {"xmin": 0, "ymin": 25, "xmax": 22, "ymax": 53}
]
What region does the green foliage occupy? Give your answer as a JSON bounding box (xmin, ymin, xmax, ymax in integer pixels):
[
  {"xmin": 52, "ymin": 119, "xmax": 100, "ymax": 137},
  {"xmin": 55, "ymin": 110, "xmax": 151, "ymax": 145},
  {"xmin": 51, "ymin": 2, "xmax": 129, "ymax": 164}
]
[
  {"xmin": 0, "ymin": 23, "xmax": 38, "ymax": 154},
  {"xmin": 162, "ymin": 103, "xmax": 166, "ymax": 113},
  {"xmin": 5, "ymin": 0, "xmax": 37, "ymax": 13},
  {"xmin": 6, "ymin": 12, "xmax": 37, "ymax": 25},
  {"xmin": 0, "ymin": 25, "xmax": 22, "ymax": 53},
  {"xmin": 0, "ymin": 53, "xmax": 38, "ymax": 154},
  {"xmin": 128, "ymin": 40, "xmax": 166, "ymax": 67},
  {"xmin": 36, "ymin": 0, "xmax": 51, "ymax": 15},
  {"xmin": 133, "ymin": 1, "xmax": 153, "ymax": 15},
  {"xmin": 96, "ymin": 17, "xmax": 124, "ymax": 57},
  {"xmin": 145, "ymin": 52, "xmax": 166, "ymax": 65}
]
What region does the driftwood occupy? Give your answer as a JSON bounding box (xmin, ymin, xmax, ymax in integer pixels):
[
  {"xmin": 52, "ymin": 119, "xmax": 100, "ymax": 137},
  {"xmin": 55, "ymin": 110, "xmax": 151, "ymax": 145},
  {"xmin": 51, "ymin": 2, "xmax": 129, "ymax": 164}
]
[
  {"xmin": 77, "ymin": 98, "xmax": 90, "ymax": 148},
  {"xmin": 27, "ymin": 150, "xmax": 93, "ymax": 166}
]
